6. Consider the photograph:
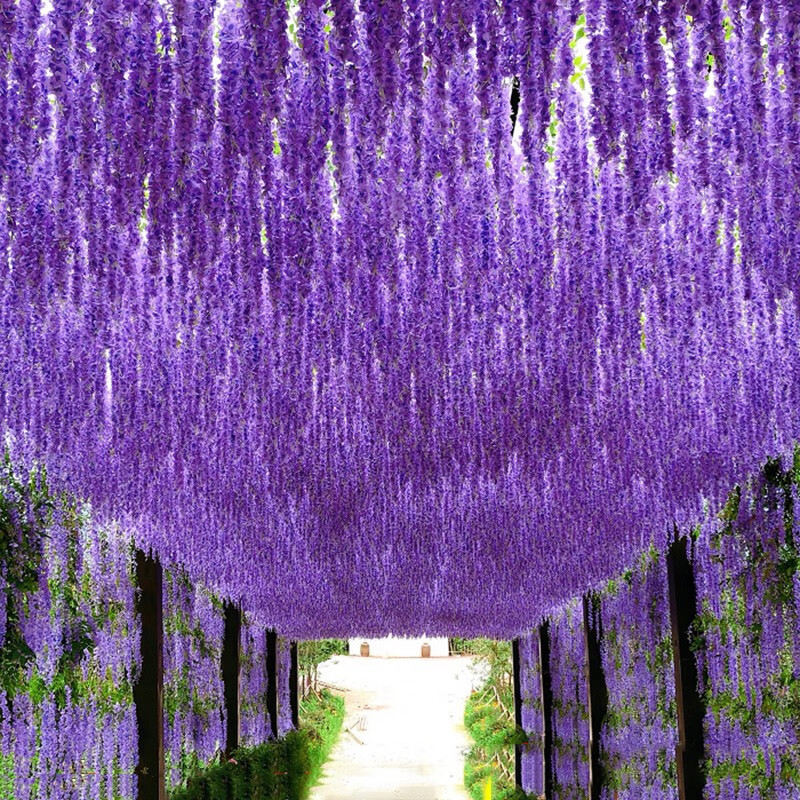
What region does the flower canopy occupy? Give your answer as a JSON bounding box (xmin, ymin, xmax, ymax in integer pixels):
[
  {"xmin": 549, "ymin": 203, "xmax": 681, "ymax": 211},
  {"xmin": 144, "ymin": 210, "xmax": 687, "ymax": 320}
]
[{"xmin": 0, "ymin": 0, "xmax": 798, "ymax": 637}]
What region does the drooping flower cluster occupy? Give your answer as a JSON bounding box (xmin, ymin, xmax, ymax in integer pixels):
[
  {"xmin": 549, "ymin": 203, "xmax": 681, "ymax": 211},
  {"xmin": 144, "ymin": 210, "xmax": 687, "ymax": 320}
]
[
  {"xmin": 598, "ymin": 550, "xmax": 677, "ymax": 800},
  {"xmin": 163, "ymin": 567, "xmax": 227, "ymax": 788},
  {"xmin": 276, "ymin": 637, "xmax": 295, "ymax": 737},
  {"xmin": 548, "ymin": 601, "xmax": 590, "ymax": 800},
  {"xmin": 1, "ymin": 0, "xmax": 799, "ymax": 638},
  {"xmin": 0, "ymin": 449, "xmax": 293, "ymax": 799},
  {"xmin": 513, "ymin": 456, "xmax": 800, "ymax": 800},
  {"xmin": 517, "ymin": 629, "xmax": 545, "ymax": 795},
  {"xmin": 0, "ymin": 456, "xmax": 139, "ymax": 800},
  {"xmin": 694, "ymin": 463, "xmax": 800, "ymax": 800},
  {"xmin": 241, "ymin": 614, "xmax": 273, "ymax": 746}
]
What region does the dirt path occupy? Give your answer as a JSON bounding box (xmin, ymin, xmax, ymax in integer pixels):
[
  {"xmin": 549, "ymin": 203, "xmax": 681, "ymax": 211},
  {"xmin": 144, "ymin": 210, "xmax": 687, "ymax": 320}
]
[{"xmin": 309, "ymin": 655, "xmax": 483, "ymax": 800}]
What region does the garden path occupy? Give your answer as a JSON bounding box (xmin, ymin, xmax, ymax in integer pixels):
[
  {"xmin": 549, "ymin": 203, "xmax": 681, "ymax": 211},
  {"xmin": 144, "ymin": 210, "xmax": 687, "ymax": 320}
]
[{"xmin": 309, "ymin": 654, "xmax": 483, "ymax": 800}]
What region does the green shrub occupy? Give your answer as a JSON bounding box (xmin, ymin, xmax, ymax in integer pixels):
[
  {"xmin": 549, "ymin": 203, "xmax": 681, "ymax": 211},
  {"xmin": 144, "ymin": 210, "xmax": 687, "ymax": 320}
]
[
  {"xmin": 464, "ymin": 686, "xmax": 522, "ymax": 800},
  {"xmin": 463, "ymin": 640, "xmax": 535, "ymax": 800},
  {"xmin": 459, "ymin": 639, "xmax": 536, "ymax": 800},
  {"xmin": 169, "ymin": 688, "xmax": 345, "ymax": 800},
  {"xmin": 298, "ymin": 639, "xmax": 348, "ymax": 695}
]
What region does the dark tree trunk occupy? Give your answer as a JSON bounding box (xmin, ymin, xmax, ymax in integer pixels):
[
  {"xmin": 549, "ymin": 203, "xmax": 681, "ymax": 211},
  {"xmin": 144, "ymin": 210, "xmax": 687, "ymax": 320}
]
[
  {"xmin": 266, "ymin": 628, "xmax": 279, "ymax": 739},
  {"xmin": 133, "ymin": 550, "xmax": 165, "ymax": 800},
  {"xmin": 222, "ymin": 603, "xmax": 241, "ymax": 757},
  {"xmin": 583, "ymin": 593, "xmax": 609, "ymax": 800},
  {"xmin": 539, "ymin": 621, "xmax": 554, "ymax": 799},
  {"xmin": 667, "ymin": 535, "xmax": 707, "ymax": 800}
]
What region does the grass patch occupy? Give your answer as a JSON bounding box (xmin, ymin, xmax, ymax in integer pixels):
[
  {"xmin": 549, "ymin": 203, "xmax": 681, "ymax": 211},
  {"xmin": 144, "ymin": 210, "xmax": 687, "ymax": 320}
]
[{"xmin": 300, "ymin": 688, "xmax": 346, "ymax": 791}]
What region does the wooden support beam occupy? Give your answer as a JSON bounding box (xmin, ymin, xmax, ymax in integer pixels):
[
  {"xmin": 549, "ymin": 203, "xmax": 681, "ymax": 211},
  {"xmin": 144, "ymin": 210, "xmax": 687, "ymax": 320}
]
[
  {"xmin": 512, "ymin": 638, "xmax": 523, "ymax": 788},
  {"xmin": 133, "ymin": 550, "xmax": 165, "ymax": 800},
  {"xmin": 667, "ymin": 535, "xmax": 706, "ymax": 800},
  {"xmin": 538, "ymin": 621, "xmax": 554, "ymax": 800},
  {"xmin": 510, "ymin": 76, "xmax": 521, "ymax": 135},
  {"xmin": 290, "ymin": 640, "xmax": 300, "ymax": 729},
  {"xmin": 583, "ymin": 593, "xmax": 608, "ymax": 800},
  {"xmin": 266, "ymin": 628, "xmax": 279, "ymax": 739},
  {"xmin": 222, "ymin": 603, "xmax": 242, "ymax": 757}
]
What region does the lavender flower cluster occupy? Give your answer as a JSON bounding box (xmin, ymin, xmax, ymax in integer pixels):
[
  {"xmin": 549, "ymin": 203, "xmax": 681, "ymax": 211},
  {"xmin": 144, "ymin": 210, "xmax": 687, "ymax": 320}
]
[
  {"xmin": 517, "ymin": 630, "xmax": 545, "ymax": 795},
  {"xmin": 514, "ymin": 457, "xmax": 800, "ymax": 800},
  {"xmin": 0, "ymin": 449, "xmax": 296, "ymax": 799},
  {"xmin": 694, "ymin": 464, "xmax": 800, "ymax": 800},
  {"xmin": 240, "ymin": 614, "xmax": 272, "ymax": 746},
  {"xmin": 276, "ymin": 637, "xmax": 295, "ymax": 737},
  {"xmin": 0, "ymin": 457, "xmax": 139, "ymax": 800},
  {"xmin": 1, "ymin": 0, "xmax": 798, "ymax": 637},
  {"xmin": 240, "ymin": 618, "xmax": 294, "ymax": 745},
  {"xmin": 163, "ymin": 567, "xmax": 227, "ymax": 788},
  {"xmin": 598, "ymin": 550, "xmax": 678, "ymax": 800},
  {"xmin": 549, "ymin": 602, "xmax": 590, "ymax": 800}
]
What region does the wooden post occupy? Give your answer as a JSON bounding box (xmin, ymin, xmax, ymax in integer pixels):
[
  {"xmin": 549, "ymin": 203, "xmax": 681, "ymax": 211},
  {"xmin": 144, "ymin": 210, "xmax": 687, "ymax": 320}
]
[
  {"xmin": 290, "ymin": 640, "xmax": 300, "ymax": 729},
  {"xmin": 512, "ymin": 638, "xmax": 523, "ymax": 788},
  {"xmin": 266, "ymin": 628, "xmax": 279, "ymax": 739},
  {"xmin": 667, "ymin": 535, "xmax": 706, "ymax": 800},
  {"xmin": 133, "ymin": 550, "xmax": 165, "ymax": 800},
  {"xmin": 222, "ymin": 603, "xmax": 241, "ymax": 757},
  {"xmin": 538, "ymin": 621, "xmax": 554, "ymax": 800},
  {"xmin": 583, "ymin": 593, "xmax": 608, "ymax": 800},
  {"xmin": 510, "ymin": 76, "xmax": 521, "ymax": 134}
]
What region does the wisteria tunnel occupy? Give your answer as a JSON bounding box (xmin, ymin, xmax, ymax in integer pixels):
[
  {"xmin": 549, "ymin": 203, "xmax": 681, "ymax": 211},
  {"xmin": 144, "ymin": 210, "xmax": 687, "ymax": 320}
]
[{"xmin": 0, "ymin": 0, "xmax": 799, "ymax": 797}]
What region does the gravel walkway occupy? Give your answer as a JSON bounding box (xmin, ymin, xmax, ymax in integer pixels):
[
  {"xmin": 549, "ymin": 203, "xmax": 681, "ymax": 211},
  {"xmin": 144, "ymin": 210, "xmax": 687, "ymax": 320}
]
[{"xmin": 309, "ymin": 655, "xmax": 484, "ymax": 800}]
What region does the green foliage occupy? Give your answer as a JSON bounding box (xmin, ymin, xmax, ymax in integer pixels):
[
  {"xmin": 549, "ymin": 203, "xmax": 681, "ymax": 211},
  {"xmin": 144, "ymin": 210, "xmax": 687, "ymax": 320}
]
[
  {"xmin": 171, "ymin": 735, "xmax": 298, "ymax": 800},
  {"xmin": 465, "ymin": 639, "xmax": 513, "ymax": 682},
  {"xmin": 464, "ymin": 681, "xmax": 535, "ymax": 800},
  {"xmin": 168, "ymin": 689, "xmax": 345, "ymax": 800},
  {"xmin": 0, "ymin": 452, "xmax": 51, "ymax": 594},
  {"xmin": 448, "ymin": 636, "xmax": 482, "ymax": 655},
  {"xmin": 297, "ymin": 639, "xmax": 347, "ymax": 672},
  {"xmin": 297, "ymin": 639, "xmax": 347, "ymax": 694},
  {"xmin": 0, "ymin": 753, "xmax": 13, "ymax": 800},
  {"xmin": 463, "ymin": 640, "xmax": 524, "ymax": 800}
]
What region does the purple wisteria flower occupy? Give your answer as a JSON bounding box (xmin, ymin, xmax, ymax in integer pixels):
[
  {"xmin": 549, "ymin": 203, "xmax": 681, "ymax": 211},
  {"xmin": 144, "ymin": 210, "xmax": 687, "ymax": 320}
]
[{"xmin": 0, "ymin": 0, "xmax": 799, "ymax": 795}]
